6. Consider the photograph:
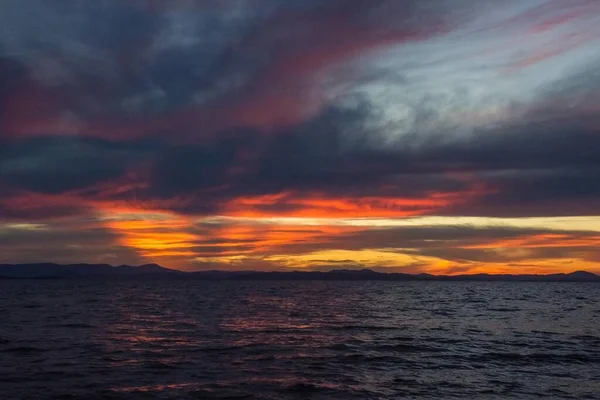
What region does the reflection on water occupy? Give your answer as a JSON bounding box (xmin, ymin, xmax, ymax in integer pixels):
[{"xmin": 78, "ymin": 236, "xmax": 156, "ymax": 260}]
[{"xmin": 1, "ymin": 280, "xmax": 600, "ymax": 399}]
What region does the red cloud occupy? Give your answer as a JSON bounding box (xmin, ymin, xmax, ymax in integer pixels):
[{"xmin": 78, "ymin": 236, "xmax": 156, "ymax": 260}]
[
  {"xmin": 1, "ymin": 2, "xmax": 450, "ymax": 144},
  {"xmin": 220, "ymin": 185, "xmax": 488, "ymax": 219}
]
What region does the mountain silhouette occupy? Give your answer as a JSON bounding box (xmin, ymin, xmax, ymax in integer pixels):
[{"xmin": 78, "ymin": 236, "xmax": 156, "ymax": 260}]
[
  {"xmin": 0, "ymin": 263, "xmax": 181, "ymax": 279},
  {"xmin": 0, "ymin": 264, "xmax": 598, "ymax": 281}
]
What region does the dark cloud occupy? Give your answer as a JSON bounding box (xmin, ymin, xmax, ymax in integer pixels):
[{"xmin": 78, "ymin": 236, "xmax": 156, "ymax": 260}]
[
  {"xmin": 257, "ymin": 225, "xmax": 548, "ymax": 256},
  {"xmin": 2, "ymin": 97, "xmax": 599, "ymax": 218},
  {"xmin": 0, "ymin": 137, "xmax": 152, "ymax": 193},
  {"xmin": 0, "ymin": 0, "xmax": 445, "ymax": 125},
  {"xmin": 0, "ymin": 192, "xmax": 88, "ymax": 221},
  {"xmin": 0, "ymin": 218, "xmax": 143, "ymax": 265},
  {"xmin": 140, "ymin": 103, "xmax": 600, "ymax": 217},
  {"xmin": 0, "ymin": 0, "xmax": 595, "ymax": 219}
]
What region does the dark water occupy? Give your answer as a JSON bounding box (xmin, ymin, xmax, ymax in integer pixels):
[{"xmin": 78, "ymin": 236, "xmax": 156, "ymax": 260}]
[{"xmin": 1, "ymin": 281, "xmax": 599, "ymax": 399}]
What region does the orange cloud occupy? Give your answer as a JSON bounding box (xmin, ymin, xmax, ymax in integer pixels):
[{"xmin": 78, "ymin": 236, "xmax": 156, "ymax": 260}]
[
  {"xmin": 99, "ymin": 207, "xmax": 366, "ymax": 268},
  {"xmin": 461, "ymin": 233, "xmax": 600, "ymax": 249},
  {"xmin": 222, "ymin": 186, "xmax": 488, "ymax": 219},
  {"xmin": 426, "ymin": 259, "xmax": 600, "ymax": 276}
]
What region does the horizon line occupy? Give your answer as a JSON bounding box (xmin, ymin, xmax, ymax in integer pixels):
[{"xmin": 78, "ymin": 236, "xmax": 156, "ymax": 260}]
[{"xmin": 0, "ymin": 262, "xmax": 597, "ymax": 277}]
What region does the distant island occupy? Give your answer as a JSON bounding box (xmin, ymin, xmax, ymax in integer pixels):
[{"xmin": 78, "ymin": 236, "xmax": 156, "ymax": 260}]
[{"xmin": 0, "ymin": 263, "xmax": 598, "ymax": 282}]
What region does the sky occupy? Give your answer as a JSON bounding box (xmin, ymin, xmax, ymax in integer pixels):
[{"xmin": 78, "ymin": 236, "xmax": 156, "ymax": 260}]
[{"xmin": 1, "ymin": 0, "xmax": 599, "ymax": 274}]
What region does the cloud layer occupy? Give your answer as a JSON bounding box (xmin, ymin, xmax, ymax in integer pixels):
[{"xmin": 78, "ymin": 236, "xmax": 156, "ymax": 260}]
[{"xmin": 1, "ymin": 0, "xmax": 599, "ymax": 273}]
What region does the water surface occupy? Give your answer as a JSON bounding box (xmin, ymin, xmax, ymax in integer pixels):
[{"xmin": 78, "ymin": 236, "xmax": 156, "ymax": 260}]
[{"xmin": 1, "ymin": 280, "xmax": 599, "ymax": 399}]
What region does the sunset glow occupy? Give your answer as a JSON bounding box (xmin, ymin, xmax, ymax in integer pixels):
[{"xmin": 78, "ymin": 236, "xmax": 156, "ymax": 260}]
[{"xmin": 1, "ymin": 0, "xmax": 600, "ymax": 275}]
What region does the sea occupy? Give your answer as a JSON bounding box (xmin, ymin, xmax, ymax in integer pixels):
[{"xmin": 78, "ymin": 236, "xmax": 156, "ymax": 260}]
[{"xmin": 1, "ymin": 280, "xmax": 599, "ymax": 399}]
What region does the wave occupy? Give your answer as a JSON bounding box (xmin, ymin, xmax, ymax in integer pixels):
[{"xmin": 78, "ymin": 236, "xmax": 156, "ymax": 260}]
[
  {"xmin": 476, "ymin": 352, "xmax": 597, "ymax": 364},
  {"xmin": 51, "ymin": 323, "xmax": 94, "ymax": 329},
  {"xmin": 331, "ymin": 325, "xmax": 399, "ymax": 331},
  {"xmin": 374, "ymin": 344, "xmax": 444, "ymax": 353},
  {"xmin": 2, "ymin": 346, "xmax": 47, "ymax": 354},
  {"xmin": 280, "ymin": 383, "xmax": 331, "ymax": 394}
]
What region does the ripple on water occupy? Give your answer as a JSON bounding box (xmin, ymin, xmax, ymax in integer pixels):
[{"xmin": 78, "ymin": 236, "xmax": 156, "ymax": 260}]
[{"xmin": 1, "ymin": 280, "xmax": 599, "ymax": 400}]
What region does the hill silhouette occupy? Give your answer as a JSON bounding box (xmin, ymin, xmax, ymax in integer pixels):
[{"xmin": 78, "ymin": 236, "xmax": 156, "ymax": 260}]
[
  {"xmin": 0, "ymin": 263, "xmax": 181, "ymax": 279},
  {"xmin": 0, "ymin": 264, "xmax": 598, "ymax": 281}
]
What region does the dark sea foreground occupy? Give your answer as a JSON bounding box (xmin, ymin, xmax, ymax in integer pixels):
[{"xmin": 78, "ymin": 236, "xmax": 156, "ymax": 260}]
[{"xmin": 1, "ymin": 281, "xmax": 599, "ymax": 399}]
